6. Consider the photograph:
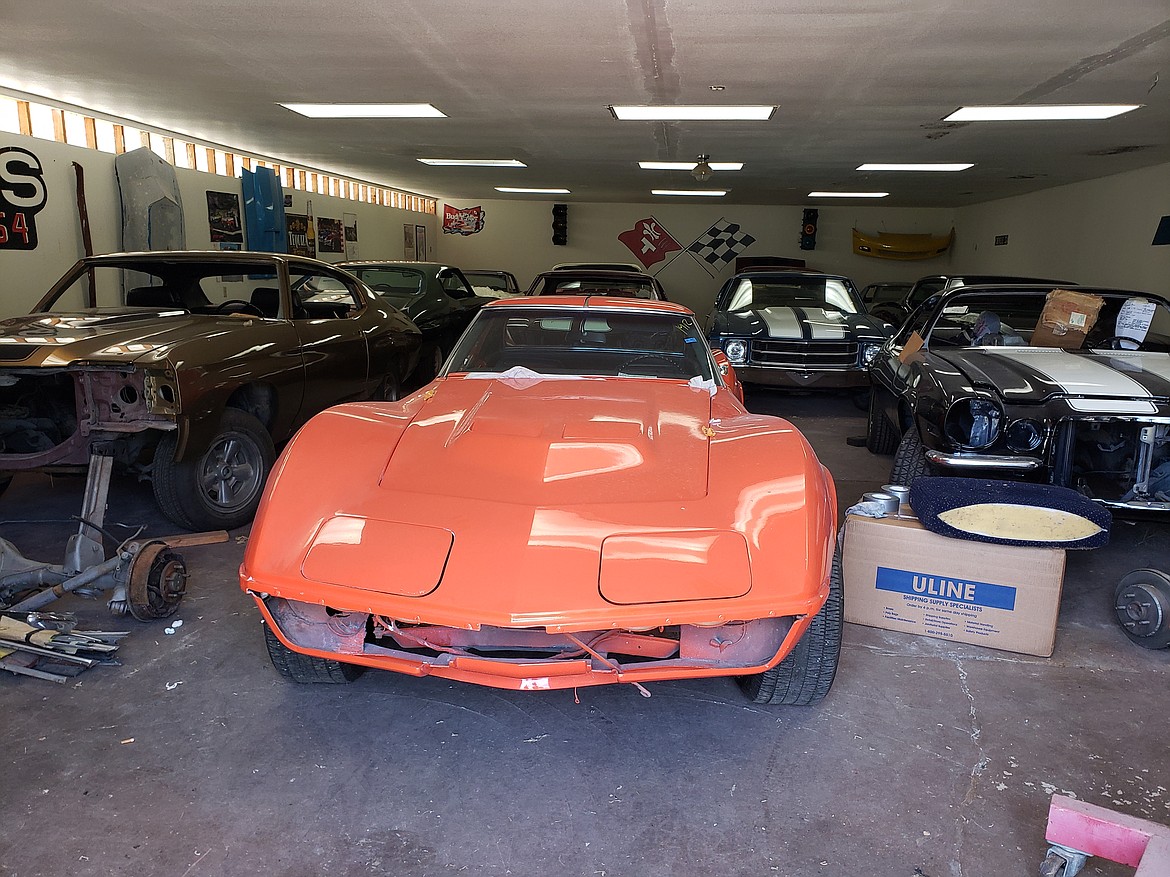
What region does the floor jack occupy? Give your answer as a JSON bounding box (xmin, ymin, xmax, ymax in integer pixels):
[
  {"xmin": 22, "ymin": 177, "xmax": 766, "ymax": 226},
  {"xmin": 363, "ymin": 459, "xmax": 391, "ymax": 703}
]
[{"xmin": 0, "ymin": 454, "xmax": 227, "ymax": 680}]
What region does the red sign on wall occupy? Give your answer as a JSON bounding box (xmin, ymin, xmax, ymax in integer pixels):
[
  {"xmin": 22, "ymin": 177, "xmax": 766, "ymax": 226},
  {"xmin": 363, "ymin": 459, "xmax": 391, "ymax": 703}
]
[{"xmin": 617, "ymin": 216, "xmax": 681, "ymax": 269}]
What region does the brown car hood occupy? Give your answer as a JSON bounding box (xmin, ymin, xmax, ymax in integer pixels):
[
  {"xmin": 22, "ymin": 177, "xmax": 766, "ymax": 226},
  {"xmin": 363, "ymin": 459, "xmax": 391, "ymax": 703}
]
[{"xmin": 0, "ymin": 310, "xmax": 254, "ymax": 365}]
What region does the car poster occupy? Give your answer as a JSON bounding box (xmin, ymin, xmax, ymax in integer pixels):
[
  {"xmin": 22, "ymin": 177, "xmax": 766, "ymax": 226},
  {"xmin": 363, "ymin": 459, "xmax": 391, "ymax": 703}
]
[
  {"xmin": 403, "ymin": 224, "xmax": 416, "ymax": 260},
  {"xmin": 415, "ymin": 224, "xmax": 428, "ymax": 260},
  {"xmin": 206, "ymin": 191, "xmax": 243, "ymax": 249},
  {"xmin": 316, "ymin": 217, "xmax": 344, "ymax": 254}
]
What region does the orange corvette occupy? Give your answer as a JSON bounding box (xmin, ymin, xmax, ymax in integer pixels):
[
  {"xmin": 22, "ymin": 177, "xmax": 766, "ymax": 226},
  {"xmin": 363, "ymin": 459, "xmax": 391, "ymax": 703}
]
[{"xmin": 240, "ymin": 297, "xmax": 841, "ymax": 704}]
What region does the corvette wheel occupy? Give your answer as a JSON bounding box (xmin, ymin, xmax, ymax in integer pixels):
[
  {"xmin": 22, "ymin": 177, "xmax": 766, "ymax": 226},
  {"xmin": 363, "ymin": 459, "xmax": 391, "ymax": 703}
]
[
  {"xmin": 153, "ymin": 408, "xmax": 275, "ymax": 531},
  {"xmin": 865, "ymin": 392, "xmax": 899, "ymax": 455},
  {"xmin": 263, "ymin": 621, "xmax": 365, "ymax": 684},
  {"xmin": 739, "ymin": 548, "xmax": 843, "ymax": 705},
  {"xmin": 889, "ymin": 425, "xmax": 932, "ymax": 486}
]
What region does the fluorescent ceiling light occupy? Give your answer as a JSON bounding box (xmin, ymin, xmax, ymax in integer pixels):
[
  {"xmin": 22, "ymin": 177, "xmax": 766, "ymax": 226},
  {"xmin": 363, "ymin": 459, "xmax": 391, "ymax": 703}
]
[
  {"xmin": 944, "ymin": 105, "xmax": 1140, "ymax": 122},
  {"xmin": 639, "ymin": 161, "xmax": 744, "ymax": 171},
  {"xmin": 808, "ymin": 191, "xmax": 889, "ymax": 198},
  {"xmin": 279, "ymin": 103, "xmax": 446, "ymax": 118},
  {"xmin": 418, "ymin": 158, "xmax": 526, "ymax": 167},
  {"xmin": 857, "ymin": 163, "xmax": 973, "ymax": 172},
  {"xmin": 611, "ymin": 105, "xmax": 776, "ymax": 121},
  {"xmin": 495, "ymin": 187, "xmax": 570, "ymax": 194},
  {"xmin": 652, "ymin": 189, "xmax": 729, "ymax": 197}
]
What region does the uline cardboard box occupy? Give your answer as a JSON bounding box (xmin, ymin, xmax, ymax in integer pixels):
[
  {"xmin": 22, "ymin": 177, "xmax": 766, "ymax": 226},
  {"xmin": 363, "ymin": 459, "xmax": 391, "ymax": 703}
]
[{"xmin": 842, "ymin": 514, "xmax": 1066, "ymax": 656}]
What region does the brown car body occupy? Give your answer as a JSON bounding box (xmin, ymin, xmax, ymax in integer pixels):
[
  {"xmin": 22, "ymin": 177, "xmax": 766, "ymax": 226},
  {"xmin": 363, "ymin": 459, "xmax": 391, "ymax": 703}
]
[{"xmin": 0, "ymin": 251, "xmax": 422, "ymax": 529}]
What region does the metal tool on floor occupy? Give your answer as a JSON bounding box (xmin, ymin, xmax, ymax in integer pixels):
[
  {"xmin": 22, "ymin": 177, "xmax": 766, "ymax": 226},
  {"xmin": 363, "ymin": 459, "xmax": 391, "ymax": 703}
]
[
  {"xmin": 0, "ymin": 453, "xmax": 228, "ymax": 620},
  {"xmin": 1114, "ymin": 568, "xmax": 1170, "ymax": 650}
]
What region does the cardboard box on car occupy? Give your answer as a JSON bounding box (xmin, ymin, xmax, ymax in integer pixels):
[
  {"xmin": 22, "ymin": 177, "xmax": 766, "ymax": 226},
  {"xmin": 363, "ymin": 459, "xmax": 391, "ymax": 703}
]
[
  {"xmin": 842, "ymin": 514, "xmax": 1066, "ymax": 656},
  {"xmin": 1030, "ymin": 288, "xmax": 1104, "ymax": 350}
]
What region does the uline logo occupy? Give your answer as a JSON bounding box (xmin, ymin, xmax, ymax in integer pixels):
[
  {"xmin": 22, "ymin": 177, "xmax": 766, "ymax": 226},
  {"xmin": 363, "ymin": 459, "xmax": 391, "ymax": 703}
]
[
  {"xmin": 875, "ymin": 566, "xmax": 1017, "ymax": 611},
  {"xmin": 912, "ymin": 575, "xmax": 976, "ymax": 602}
]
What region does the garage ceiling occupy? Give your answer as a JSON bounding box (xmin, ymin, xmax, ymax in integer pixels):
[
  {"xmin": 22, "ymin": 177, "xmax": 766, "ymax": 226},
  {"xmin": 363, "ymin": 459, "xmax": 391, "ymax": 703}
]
[{"xmin": 1, "ymin": 1, "xmax": 1168, "ymax": 207}]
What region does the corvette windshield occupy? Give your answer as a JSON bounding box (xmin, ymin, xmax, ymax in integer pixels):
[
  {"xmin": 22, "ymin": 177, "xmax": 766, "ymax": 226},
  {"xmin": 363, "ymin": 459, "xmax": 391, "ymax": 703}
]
[
  {"xmin": 720, "ymin": 277, "xmax": 860, "ymax": 313},
  {"xmin": 445, "ymin": 308, "xmax": 716, "ymax": 381}
]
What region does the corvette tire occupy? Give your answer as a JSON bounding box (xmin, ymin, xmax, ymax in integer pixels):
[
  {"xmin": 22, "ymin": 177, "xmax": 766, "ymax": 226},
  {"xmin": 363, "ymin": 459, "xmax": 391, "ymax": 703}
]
[
  {"xmin": 263, "ymin": 621, "xmax": 365, "ymax": 684},
  {"xmin": 738, "ymin": 548, "xmax": 843, "ymax": 705}
]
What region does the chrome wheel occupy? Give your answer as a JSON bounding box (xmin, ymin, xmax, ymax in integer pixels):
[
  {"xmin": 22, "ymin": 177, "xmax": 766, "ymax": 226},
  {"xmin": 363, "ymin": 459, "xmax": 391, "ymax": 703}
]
[{"xmin": 198, "ymin": 429, "xmax": 265, "ymax": 516}]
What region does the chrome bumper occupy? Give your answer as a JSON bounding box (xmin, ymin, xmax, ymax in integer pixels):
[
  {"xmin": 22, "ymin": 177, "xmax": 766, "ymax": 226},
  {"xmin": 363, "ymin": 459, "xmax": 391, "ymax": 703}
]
[{"xmin": 925, "ymin": 450, "xmax": 1043, "ymax": 471}]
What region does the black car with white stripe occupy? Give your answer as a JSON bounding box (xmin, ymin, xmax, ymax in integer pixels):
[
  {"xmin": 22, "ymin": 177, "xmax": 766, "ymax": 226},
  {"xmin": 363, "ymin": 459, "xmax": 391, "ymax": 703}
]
[
  {"xmin": 867, "ymin": 284, "xmax": 1170, "ymax": 512},
  {"xmin": 705, "ymin": 271, "xmax": 891, "ymax": 389}
]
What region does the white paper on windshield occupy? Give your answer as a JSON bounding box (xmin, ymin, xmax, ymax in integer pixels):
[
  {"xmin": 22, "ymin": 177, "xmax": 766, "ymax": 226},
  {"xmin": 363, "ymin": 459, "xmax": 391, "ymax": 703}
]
[
  {"xmin": 465, "ymin": 366, "xmax": 586, "ymax": 389},
  {"xmin": 1115, "ymin": 298, "xmax": 1157, "ymax": 344}
]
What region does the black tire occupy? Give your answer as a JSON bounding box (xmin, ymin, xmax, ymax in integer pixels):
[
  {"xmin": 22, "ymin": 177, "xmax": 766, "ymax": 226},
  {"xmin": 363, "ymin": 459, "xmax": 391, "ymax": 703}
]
[
  {"xmin": 865, "ymin": 392, "xmax": 899, "ymax": 455},
  {"xmin": 889, "ymin": 424, "xmax": 932, "ymax": 486},
  {"xmin": 738, "ymin": 548, "xmax": 843, "ymax": 705},
  {"xmin": 153, "ymin": 408, "xmax": 276, "ymax": 531},
  {"xmin": 1114, "ymin": 569, "xmax": 1170, "ymax": 650},
  {"xmin": 262, "ymin": 621, "xmax": 365, "ymax": 684},
  {"xmin": 850, "ymin": 389, "xmax": 871, "ymax": 411},
  {"xmin": 372, "ymin": 372, "xmax": 401, "ymax": 402}
]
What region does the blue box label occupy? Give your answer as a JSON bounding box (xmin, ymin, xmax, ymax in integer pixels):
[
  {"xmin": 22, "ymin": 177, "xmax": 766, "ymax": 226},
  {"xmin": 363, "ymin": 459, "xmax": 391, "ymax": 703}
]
[{"xmin": 875, "ymin": 566, "xmax": 1017, "ymax": 611}]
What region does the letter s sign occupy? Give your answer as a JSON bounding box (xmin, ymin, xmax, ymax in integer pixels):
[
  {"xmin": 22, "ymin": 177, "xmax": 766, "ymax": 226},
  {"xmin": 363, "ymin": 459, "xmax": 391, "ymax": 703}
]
[{"xmin": 0, "ymin": 147, "xmax": 47, "ymax": 250}]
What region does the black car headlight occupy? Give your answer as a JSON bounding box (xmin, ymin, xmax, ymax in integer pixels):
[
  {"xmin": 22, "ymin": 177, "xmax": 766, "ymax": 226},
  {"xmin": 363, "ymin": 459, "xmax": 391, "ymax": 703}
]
[
  {"xmin": 944, "ymin": 397, "xmax": 1003, "ymax": 449},
  {"xmin": 1005, "ymin": 418, "xmax": 1044, "ymax": 452},
  {"xmin": 723, "ymin": 339, "xmax": 748, "ymax": 364}
]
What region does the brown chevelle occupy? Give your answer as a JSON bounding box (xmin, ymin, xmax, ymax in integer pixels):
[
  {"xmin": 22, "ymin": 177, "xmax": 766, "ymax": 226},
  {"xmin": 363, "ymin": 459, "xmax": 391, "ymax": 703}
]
[
  {"xmin": 0, "ymin": 251, "xmax": 422, "ymax": 529},
  {"xmin": 241, "ymin": 296, "xmax": 842, "ymax": 704}
]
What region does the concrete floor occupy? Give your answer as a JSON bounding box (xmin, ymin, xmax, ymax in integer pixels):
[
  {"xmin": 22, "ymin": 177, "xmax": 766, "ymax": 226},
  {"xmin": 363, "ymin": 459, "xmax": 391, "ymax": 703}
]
[{"xmin": 2, "ymin": 392, "xmax": 1168, "ymax": 877}]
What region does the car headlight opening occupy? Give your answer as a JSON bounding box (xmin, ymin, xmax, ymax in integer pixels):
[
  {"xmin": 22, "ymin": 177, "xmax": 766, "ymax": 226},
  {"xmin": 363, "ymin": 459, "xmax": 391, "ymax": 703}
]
[
  {"xmin": 1005, "ymin": 418, "xmax": 1044, "ymax": 452},
  {"xmin": 724, "ymin": 339, "xmax": 748, "ymax": 364},
  {"xmin": 944, "ymin": 397, "xmax": 1003, "ymax": 449},
  {"xmin": 859, "ymin": 342, "xmax": 881, "ymax": 366}
]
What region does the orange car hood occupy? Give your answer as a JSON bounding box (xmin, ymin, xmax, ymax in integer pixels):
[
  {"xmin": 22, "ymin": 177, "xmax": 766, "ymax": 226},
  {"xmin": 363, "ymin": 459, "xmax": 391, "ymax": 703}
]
[
  {"xmin": 242, "ymin": 376, "xmax": 833, "ymax": 631},
  {"xmin": 382, "ymin": 377, "xmax": 710, "ymax": 504}
]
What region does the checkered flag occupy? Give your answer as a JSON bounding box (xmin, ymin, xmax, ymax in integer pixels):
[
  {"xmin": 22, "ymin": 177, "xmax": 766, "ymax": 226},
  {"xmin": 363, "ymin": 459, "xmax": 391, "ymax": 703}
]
[{"xmin": 686, "ymin": 219, "xmax": 756, "ymax": 276}]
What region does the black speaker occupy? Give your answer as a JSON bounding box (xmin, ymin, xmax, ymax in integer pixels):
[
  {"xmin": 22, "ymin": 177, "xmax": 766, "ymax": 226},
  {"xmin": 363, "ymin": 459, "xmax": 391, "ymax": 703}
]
[
  {"xmin": 551, "ymin": 203, "xmax": 568, "ymax": 246},
  {"xmin": 800, "ymin": 208, "xmax": 818, "ymax": 251}
]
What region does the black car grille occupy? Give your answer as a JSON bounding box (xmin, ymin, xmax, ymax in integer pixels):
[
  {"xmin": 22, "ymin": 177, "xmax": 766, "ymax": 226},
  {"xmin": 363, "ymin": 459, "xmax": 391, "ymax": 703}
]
[{"xmin": 751, "ymin": 340, "xmax": 859, "ymax": 370}]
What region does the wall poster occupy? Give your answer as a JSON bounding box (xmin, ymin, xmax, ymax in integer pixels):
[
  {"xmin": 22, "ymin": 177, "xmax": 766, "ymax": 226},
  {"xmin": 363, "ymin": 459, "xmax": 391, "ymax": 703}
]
[
  {"xmin": 0, "ymin": 146, "xmax": 47, "ymax": 250},
  {"xmin": 286, "ymin": 213, "xmax": 315, "ymax": 257},
  {"xmin": 414, "ymin": 224, "xmax": 428, "ymax": 260},
  {"xmin": 206, "ymin": 191, "xmax": 243, "ymax": 249},
  {"xmin": 403, "ymin": 224, "xmax": 416, "ymax": 260},
  {"xmin": 343, "ymin": 213, "xmax": 358, "ymax": 259},
  {"xmin": 316, "ymin": 217, "xmax": 344, "ymax": 254}
]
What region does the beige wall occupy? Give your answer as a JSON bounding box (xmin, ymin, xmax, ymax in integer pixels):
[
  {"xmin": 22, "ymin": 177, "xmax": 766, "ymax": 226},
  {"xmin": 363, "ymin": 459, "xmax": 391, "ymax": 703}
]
[
  {"xmin": 952, "ymin": 163, "xmax": 1170, "ymax": 294},
  {"xmin": 433, "ymin": 200, "xmax": 958, "ymax": 319},
  {"xmin": 2, "ymin": 128, "xmax": 1166, "ymax": 318},
  {"xmin": 0, "ymin": 133, "xmax": 437, "ymax": 313}
]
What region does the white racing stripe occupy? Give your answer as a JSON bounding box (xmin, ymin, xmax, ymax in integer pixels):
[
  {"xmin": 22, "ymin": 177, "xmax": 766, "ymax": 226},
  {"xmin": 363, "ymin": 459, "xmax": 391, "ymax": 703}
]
[
  {"xmin": 801, "ymin": 308, "xmax": 848, "ymax": 340},
  {"xmin": 1089, "ymin": 351, "xmax": 1170, "ymax": 386},
  {"xmin": 979, "ymin": 347, "xmax": 1158, "ymax": 413},
  {"xmin": 757, "ymin": 307, "xmax": 802, "ymax": 339},
  {"xmin": 756, "ymin": 307, "xmax": 848, "ymax": 340}
]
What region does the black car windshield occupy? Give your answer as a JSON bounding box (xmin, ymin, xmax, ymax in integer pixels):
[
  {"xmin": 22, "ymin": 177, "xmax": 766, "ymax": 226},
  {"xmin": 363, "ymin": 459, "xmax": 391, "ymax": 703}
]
[
  {"xmin": 444, "ymin": 308, "xmax": 715, "ymax": 381},
  {"xmin": 537, "ymin": 276, "xmax": 660, "ymax": 299},
  {"xmin": 342, "ymin": 266, "xmax": 424, "ymax": 296},
  {"xmin": 464, "ymin": 272, "xmax": 510, "ymax": 290},
  {"xmin": 925, "ymin": 291, "xmax": 1170, "ymax": 352},
  {"xmin": 719, "ymin": 277, "xmax": 861, "ymax": 314}
]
